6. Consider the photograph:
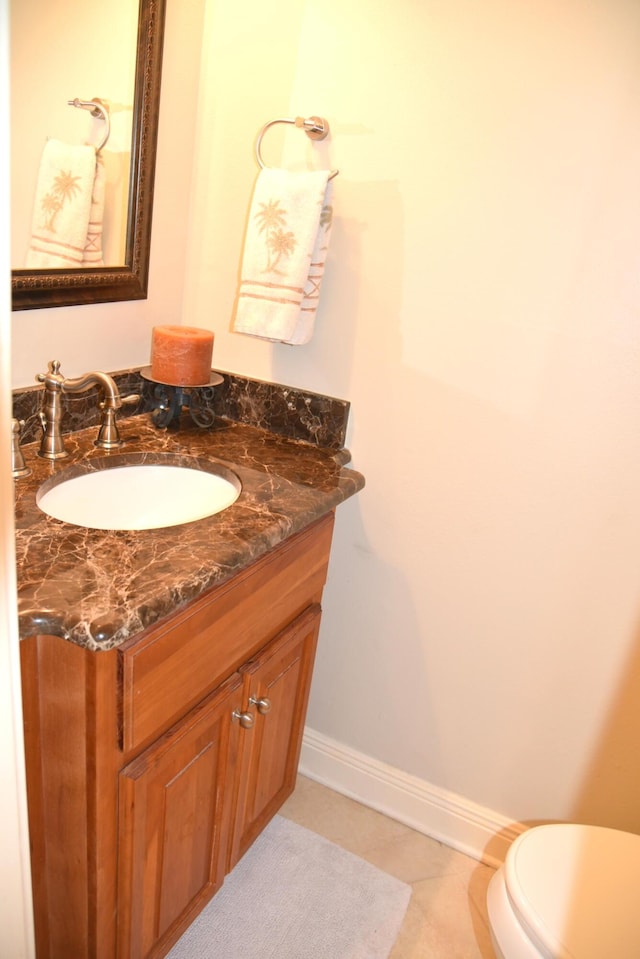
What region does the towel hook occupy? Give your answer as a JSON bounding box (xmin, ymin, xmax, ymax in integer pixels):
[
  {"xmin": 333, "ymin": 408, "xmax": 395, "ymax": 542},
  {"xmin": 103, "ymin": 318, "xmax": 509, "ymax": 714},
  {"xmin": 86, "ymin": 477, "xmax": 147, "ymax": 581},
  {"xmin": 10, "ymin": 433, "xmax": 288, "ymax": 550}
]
[
  {"xmin": 255, "ymin": 115, "xmax": 339, "ymax": 180},
  {"xmin": 67, "ymin": 97, "xmax": 111, "ymax": 152}
]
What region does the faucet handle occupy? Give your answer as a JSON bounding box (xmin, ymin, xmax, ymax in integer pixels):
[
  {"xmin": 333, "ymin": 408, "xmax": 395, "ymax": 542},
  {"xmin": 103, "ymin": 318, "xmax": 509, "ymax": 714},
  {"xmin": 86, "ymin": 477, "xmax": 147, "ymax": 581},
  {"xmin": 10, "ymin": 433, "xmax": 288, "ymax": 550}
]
[
  {"xmin": 94, "ymin": 393, "xmax": 140, "ymax": 450},
  {"xmin": 11, "ymin": 419, "xmax": 30, "ymax": 478},
  {"xmin": 99, "ymin": 393, "xmax": 140, "ymax": 412},
  {"xmin": 95, "ymin": 407, "xmax": 122, "ymax": 450},
  {"xmin": 36, "ymin": 359, "xmax": 65, "ymax": 389}
]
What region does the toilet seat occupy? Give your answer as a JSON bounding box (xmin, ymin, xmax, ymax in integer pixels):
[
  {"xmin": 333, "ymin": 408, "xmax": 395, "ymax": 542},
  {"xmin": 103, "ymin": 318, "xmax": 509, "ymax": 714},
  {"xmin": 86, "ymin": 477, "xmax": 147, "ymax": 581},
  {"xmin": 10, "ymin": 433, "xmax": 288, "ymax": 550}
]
[{"xmin": 502, "ymin": 823, "xmax": 640, "ymax": 958}]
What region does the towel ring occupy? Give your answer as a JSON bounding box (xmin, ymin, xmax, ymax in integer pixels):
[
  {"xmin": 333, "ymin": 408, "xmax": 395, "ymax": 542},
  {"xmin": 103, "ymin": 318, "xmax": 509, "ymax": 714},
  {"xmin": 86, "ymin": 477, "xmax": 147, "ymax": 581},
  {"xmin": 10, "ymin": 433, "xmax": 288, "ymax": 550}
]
[
  {"xmin": 68, "ymin": 97, "xmax": 111, "ymax": 152},
  {"xmin": 255, "ymin": 116, "xmax": 339, "ymax": 180}
]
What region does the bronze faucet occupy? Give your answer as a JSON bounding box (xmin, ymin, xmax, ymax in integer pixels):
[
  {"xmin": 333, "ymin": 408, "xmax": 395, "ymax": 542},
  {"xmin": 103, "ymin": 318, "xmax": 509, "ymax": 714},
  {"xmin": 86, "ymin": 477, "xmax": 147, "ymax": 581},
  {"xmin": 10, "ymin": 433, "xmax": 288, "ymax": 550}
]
[{"xmin": 36, "ymin": 360, "xmax": 124, "ymax": 459}]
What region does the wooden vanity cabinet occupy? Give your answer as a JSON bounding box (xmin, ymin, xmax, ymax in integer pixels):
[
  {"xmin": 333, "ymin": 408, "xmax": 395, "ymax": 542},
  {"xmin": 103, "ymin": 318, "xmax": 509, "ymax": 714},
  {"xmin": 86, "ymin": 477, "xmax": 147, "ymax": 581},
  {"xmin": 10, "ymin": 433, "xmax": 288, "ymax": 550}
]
[{"xmin": 21, "ymin": 513, "xmax": 334, "ymax": 959}]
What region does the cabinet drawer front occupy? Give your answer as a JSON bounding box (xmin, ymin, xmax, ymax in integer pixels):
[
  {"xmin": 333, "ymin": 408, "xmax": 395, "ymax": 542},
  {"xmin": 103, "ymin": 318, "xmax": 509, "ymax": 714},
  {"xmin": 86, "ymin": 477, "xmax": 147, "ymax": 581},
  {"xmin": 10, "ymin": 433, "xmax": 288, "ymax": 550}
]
[{"xmin": 119, "ymin": 513, "xmax": 334, "ymax": 753}]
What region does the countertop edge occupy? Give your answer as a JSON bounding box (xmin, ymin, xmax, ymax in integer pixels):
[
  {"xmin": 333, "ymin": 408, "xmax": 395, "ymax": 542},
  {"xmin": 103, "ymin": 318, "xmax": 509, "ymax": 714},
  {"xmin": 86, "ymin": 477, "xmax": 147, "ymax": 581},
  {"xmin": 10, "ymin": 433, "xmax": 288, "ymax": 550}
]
[{"xmin": 15, "ymin": 415, "xmax": 365, "ymax": 651}]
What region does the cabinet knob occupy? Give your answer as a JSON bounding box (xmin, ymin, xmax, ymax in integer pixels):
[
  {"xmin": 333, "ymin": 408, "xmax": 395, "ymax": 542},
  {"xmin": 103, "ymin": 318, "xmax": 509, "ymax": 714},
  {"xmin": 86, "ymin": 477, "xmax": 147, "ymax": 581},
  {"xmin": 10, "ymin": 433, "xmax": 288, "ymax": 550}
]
[
  {"xmin": 249, "ymin": 695, "xmax": 272, "ymax": 715},
  {"xmin": 232, "ymin": 709, "xmax": 255, "ymax": 729}
]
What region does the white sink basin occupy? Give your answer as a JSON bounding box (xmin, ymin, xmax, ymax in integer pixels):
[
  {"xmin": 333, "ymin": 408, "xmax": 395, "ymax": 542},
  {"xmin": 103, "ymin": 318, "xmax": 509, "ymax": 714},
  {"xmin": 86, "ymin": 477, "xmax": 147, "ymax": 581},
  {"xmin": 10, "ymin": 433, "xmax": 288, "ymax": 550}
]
[{"xmin": 37, "ymin": 457, "xmax": 241, "ymax": 530}]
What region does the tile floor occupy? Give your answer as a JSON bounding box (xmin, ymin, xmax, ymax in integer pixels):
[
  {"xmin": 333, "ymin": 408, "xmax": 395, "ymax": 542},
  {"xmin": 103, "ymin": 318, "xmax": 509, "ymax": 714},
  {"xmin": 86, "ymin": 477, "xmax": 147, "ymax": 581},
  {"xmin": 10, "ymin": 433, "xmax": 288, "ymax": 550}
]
[{"xmin": 280, "ymin": 775, "xmax": 497, "ymax": 959}]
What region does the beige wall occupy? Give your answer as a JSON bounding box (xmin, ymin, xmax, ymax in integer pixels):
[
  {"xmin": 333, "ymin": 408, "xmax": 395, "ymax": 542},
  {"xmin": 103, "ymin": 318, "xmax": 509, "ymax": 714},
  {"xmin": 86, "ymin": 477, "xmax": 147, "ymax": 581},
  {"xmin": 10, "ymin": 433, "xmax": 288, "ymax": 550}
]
[{"xmin": 11, "ymin": 0, "xmax": 640, "ymax": 836}]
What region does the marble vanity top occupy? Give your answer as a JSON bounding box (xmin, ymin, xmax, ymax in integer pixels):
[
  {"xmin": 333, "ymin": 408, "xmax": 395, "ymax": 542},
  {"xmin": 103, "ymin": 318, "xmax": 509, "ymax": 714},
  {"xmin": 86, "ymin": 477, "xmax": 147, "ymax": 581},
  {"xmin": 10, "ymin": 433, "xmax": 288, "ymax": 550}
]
[{"xmin": 14, "ymin": 414, "xmax": 364, "ymax": 651}]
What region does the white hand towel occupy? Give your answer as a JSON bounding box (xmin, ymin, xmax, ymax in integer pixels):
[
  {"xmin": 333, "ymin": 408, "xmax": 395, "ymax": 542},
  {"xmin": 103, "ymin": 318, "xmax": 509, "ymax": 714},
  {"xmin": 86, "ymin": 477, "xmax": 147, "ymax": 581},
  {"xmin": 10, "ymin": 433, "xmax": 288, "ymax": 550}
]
[
  {"xmin": 82, "ymin": 153, "xmax": 106, "ymax": 267},
  {"xmin": 233, "ymin": 169, "xmax": 333, "ymax": 345},
  {"xmin": 25, "ymin": 139, "xmax": 98, "ymax": 268}
]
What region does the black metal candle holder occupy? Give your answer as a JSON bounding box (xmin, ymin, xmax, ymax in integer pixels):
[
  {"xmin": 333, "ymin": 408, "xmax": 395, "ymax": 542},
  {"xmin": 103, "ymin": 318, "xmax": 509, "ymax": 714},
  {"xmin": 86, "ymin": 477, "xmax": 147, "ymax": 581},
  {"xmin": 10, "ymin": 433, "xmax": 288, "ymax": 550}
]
[{"xmin": 140, "ymin": 368, "xmax": 224, "ymax": 430}]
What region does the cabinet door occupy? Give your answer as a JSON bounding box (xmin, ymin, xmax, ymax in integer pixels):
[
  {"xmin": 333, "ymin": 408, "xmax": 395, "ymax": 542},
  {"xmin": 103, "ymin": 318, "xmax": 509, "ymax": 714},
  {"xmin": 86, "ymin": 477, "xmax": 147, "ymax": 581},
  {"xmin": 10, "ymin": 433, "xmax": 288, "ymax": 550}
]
[
  {"xmin": 117, "ymin": 673, "xmax": 243, "ymax": 959},
  {"xmin": 228, "ymin": 604, "xmax": 321, "ymax": 869}
]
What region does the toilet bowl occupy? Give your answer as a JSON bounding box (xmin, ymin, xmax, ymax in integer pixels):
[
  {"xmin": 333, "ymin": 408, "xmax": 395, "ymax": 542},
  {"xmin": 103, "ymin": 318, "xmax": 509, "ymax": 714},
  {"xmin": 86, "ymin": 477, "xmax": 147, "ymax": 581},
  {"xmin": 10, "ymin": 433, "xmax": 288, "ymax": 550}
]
[{"xmin": 487, "ymin": 823, "xmax": 640, "ymax": 958}]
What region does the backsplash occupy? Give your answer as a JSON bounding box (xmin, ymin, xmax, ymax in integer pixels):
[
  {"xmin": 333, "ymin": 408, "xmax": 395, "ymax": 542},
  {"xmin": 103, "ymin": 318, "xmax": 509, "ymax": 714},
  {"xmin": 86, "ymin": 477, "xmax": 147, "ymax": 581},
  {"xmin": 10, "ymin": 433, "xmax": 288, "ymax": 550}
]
[
  {"xmin": 212, "ymin": 372, "xmax": 349, "ymax": 449},
  {"xmin": 12, "ymin": 368, "xmax": 350, "ymax": 451}
]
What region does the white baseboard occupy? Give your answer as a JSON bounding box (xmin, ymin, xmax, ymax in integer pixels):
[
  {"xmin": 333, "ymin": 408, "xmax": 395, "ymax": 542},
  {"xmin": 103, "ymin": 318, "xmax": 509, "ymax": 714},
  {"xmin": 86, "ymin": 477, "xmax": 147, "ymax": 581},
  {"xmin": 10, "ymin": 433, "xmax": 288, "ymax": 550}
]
[{"xmin": 299, "ymin": 727, "xmax": 525, "ymax": 868}]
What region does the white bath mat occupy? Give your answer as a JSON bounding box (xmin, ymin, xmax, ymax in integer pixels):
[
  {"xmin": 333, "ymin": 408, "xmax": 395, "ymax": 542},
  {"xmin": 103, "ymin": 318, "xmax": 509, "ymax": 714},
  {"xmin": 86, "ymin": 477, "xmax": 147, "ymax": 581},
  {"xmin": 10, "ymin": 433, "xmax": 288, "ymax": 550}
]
[{"xmin": 166, "ymin": 814, "xmax": 412, "ymax": 959}]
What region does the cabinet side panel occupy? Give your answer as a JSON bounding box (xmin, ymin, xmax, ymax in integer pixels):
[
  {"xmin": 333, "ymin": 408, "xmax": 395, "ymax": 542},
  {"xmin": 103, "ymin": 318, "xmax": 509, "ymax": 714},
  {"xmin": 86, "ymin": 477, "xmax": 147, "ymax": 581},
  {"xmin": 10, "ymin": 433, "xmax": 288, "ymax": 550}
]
[
  {"xmin": 21, "ymin": 635, "xmax": 120, "ymax": 959},
  {"xmin": 85, "ymin": 648, "xmax": 122, "ymax": 959},
  {"xmin": 20, "ymin": 637, "xmax": 50, "ymax": 959}
]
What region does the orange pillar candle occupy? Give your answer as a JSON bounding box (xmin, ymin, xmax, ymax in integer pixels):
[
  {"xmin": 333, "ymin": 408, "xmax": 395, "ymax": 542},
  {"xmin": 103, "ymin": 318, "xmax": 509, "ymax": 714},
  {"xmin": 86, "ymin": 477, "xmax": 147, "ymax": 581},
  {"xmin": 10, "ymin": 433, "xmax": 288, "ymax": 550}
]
[{"xmin": 150, "ymin": 326, "xmax": 214, "ymax": 386}]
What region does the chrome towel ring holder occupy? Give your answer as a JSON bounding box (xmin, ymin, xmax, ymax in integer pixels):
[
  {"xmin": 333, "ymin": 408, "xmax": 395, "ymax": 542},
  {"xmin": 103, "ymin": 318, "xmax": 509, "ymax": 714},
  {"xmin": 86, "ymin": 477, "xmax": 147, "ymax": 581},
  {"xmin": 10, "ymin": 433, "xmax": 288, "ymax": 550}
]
[
  {"xmin": 255, "ymin": 115, "xmax": 339, "ymax": 180},
  {"xmin": 67, "ymin": 97, "xmax": 111, "ymax": 152}
]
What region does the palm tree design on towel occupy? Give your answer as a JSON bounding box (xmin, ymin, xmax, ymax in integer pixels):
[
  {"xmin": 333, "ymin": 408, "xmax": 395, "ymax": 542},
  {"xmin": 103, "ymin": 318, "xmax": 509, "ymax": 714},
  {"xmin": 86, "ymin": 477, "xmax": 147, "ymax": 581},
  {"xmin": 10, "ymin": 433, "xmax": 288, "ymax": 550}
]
[
  {"xmin": 254, "ymin": 199, "xmax": 297, "ymax": 274},
  {"xmin": 40, "ymin": 170, "xmax": 83, "ymax": 232}
]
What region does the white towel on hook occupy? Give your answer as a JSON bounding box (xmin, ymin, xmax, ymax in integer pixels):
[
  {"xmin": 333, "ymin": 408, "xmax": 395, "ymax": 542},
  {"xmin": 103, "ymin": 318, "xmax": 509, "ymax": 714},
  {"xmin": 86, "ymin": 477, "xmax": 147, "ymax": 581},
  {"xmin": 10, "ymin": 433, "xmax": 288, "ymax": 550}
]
[
  {"xmin": 82, "ymin": 153, "xmax": 106, "ymax": 266},
  {"xmin": 25, "ymin": 138, "xmax": 98, "ymax": 268},
  {"xmin": 232, "ymin": 169, "xmax": 333, "ymax": 344}
]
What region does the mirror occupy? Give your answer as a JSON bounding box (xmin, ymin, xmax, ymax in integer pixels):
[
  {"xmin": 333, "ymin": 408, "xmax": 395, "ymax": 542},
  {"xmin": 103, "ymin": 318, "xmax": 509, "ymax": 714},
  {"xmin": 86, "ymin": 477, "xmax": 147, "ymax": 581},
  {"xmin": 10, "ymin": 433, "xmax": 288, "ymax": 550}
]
[{"xmin": 11, "ymin": 0, "xmax": 166, "ymax": 311}]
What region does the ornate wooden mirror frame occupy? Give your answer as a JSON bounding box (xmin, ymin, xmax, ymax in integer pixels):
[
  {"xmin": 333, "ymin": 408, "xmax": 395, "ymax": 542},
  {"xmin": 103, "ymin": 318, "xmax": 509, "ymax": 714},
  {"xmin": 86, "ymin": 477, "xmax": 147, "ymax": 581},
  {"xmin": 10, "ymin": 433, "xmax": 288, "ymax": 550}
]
[{"xmin": 12, "ymin": 0, "xmax": 166, "ymax": 311}]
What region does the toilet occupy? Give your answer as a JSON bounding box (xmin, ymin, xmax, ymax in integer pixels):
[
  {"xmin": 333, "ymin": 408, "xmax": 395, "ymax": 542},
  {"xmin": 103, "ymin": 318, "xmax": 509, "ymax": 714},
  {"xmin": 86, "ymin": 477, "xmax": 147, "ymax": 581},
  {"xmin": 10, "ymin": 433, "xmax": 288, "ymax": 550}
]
[{"xmin": 487, "ymin": 822, "xmax": 640, "ymax": 958}]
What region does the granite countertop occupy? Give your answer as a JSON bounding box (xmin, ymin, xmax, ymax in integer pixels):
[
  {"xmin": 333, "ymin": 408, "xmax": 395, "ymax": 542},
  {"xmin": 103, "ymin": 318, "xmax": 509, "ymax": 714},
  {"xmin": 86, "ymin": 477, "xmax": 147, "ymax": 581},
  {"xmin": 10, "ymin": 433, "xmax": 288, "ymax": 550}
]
[{"xmin": 14, "ymin": 413, "xmax": 365, "ymax": 651}]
